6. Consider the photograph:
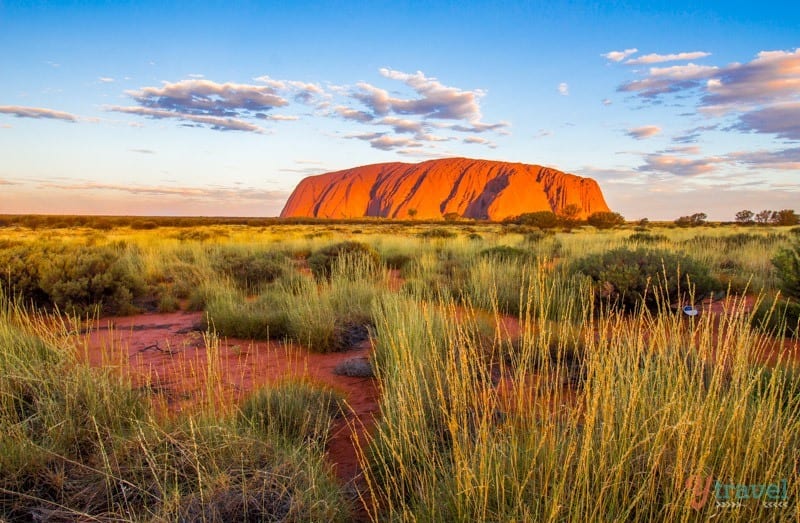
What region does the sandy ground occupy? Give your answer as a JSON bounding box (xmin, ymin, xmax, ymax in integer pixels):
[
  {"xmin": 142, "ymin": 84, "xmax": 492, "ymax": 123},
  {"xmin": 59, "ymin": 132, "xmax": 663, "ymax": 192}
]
[{"xmin": 80, "ymin": 310, "xmax": 379, "ymax": 487}]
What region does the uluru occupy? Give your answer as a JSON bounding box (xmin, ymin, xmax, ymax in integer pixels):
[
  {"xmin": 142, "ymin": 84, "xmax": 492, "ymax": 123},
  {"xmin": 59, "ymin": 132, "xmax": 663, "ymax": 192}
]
[{"xmin": 280, "ymin": 158, "xmax": 611, "ymax": 221}]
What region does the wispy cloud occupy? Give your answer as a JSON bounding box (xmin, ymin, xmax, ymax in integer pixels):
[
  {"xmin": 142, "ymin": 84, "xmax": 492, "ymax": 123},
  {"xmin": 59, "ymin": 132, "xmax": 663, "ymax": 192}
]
[
  {"xmin": 613, "ymin": 48, "xmax": 800, "ymax": 143},
  {"xmin": 347, "ymin": 132, "xmax": 422, "ymax": 151},
  {"xmin": 0, "ymin": 178, "xmax": 19, "ymax": 185},
  {"xmin": 334, "ymin": 105, "xmax": 374, "ymax": 122},
  {"xmin": 37, "ymin": 180, "xmax": 290, "ymax": 202},
  {"xmin": 637, "ymin": 152, "xmax": 725, "ymax": 176},
  {"xmin": 463, "ymin": 136, "xmax": 496, "ymax": 148},
  {"xmin": 727, "ymin": 147, "xmax": 800, "ymax": 170},
  {"xmin": 618, "ymin": 63, "xmax": 719, "ymax": 98},
  {"xmin": 626, "ymin": 125, "xmax": 661, "ymax": 139},
  {"xmin": 109, "ymin": 78, "xmax": 300, "ymax": 132},
  {"xmin": 253, "ymin": 75, "xmax": 328, "ymax": 105},
  {"xmin": 345, "ymin": 68, "xmax": 505, "ymax": 128},
  {"xmin": 329, "ymin": 68, "xmax": 507, "ymax": 151},
  {"xmin": 625, "ymin": 51, "xmax": 711, "ymax": 65},
  {"xmin": 558, "ymin": 82, "xmax": 569, "ymax": 96},
  {"xmin": 672, "ymin": 124, "xmax": 719, "ymax": 143},
  {"xmin": 0, "ymin": 105, "xmax": 78, "ymax": 122},
  {"xmin": 602, "ymin": 48, "xmax": 638, "ymax": 62},
  {"xmin": 732, "ymin": 102, "xmax": 800, "ymax": 140},
  {"xmin": 701, "ymin": 49, "xmax": 800, "ymax": 110},
  {"xmin": 98, "ymin": 77, "xmax": 115, "ymax": 83},
  {"xmin": 129, "ymin": 148, "xmax": 155, "ymax": 154},
  {"xmin": 107, "ymin": 105, "xmax": 264, "ymax": 132}
]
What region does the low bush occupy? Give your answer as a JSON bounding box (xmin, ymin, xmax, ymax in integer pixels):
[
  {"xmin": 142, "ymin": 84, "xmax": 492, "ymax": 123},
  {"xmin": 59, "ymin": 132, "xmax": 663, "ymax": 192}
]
[
  {"xmin": 479, "ymin": 245, "xmax": 528, "ymax": 261},
  {"xmin": 382, "ymin": 252, "xmax": 414, "ymax": 270},
  {"xmin": 572, "ymin": 247, "xmax": 717, "ymax": 311},
  {"xmin": 509, "ymin": 211, "xmax": 559, "ymax": 229},
  {"xmin": 0, "ymin": 244, "xmax": 145, "ymax": 315},
  {"xmin": 626, "ymin": 232, "xmax": 668, "ymax": 244},
  {"xmin": 751, "ymin": 297, "xmax": 800, "ymax": 338},
  {"xmin": 211, "ymin": 248, "xmax": 286, "ymax": 293},
  {"xmin": 307, "ymin": 241, "xmax": 379, "ymax": 279},
  {"xmin": 417, "ymin": 228, "xmax": 457, "ymax": 239},
  {"xmin": 772, "ymin": 243, "xmax": 800, "ymax": 299},
  {"xmin": 39, "ymin": 245, "xmax": 145, "ymax": 315},
  {"xmin": 587, "ymin": 211, "xmax": 625, "ymax": 229}
]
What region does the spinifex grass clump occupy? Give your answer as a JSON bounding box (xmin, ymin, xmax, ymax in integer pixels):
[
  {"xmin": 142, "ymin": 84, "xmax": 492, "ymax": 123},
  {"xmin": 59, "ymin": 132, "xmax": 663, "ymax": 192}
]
[
  {"xmin": 206, "ymin": 253, "xmax": 381, "ymax": 352},
  {"xmin": 238, "ymin": 379, "xmax": 343, "ymax": 445},
  {"xmin": 361, "ymin": 278, "xmax": 800, "ymax": 522},
  {"xmin": 307, "ymin": 240, "xmax": 380, "ymax": 279},
  {"xmin": 572, "ymin": 247, "xmax": 718, "ymax": 311}
]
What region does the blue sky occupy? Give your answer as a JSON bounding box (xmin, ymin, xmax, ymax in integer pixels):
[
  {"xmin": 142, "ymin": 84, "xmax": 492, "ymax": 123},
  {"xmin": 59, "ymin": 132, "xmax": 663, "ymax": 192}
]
[{"xmin": 0, "ymin": 1, "xmax": 798, "ymax": 219}]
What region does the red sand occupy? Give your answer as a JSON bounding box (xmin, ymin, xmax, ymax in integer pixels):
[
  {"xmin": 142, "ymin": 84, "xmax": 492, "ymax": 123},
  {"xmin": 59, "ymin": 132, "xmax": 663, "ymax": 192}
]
[{"xmin": 80, "ymin": 311, "xmax": 379, "ymax": 486}]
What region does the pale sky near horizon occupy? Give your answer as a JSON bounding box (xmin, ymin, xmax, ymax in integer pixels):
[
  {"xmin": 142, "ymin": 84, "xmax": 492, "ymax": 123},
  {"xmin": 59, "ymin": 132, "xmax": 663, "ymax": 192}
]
[{"xmin": 0, "ymin": 1, "xmax": 798, "ymax": 220}]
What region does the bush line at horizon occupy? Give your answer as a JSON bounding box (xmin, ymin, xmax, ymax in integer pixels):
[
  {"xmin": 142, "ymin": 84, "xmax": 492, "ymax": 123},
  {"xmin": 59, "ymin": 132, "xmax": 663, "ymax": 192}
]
[
  {"xmin": 0, "ymin": 206, "xmax": 797, "ymax": 231},
  {"xmin": 1, "ymin": 224, "xmax": 800, "ymax": 520}
]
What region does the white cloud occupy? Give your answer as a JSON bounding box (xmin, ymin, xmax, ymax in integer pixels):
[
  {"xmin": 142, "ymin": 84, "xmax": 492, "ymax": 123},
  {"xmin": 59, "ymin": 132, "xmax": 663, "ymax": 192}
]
[
  {"xmin": 626, "ymin": 125, "xmax": 662, "ymax": 139},
  {"xmin": 637, "ymin": 153, "xmax": 725, "ymax": 176},
  {"xmin": 107, "ymin": 105, "xmax": 264, "ymax": 133},
  {"xmin": 625, "ymin": 51, "xmax": 711, "ymax": 65},
  {"xmin": 0, "ymin": 105, "xmax": 78, "ymax": 122},
  {"xmin": 107, "ymin": 78, "xmax": 316, "ymax": 132},
  {"xmin": 558, "ymin": 82, "xmax": 569, "ymax": 96},
  {"xmin": 602, "ymin": 48, "xmax": 638, "ymax": 62}
]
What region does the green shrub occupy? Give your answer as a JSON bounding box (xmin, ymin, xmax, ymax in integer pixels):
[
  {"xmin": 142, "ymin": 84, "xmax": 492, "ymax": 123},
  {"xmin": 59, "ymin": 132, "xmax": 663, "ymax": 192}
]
[
  {"xmin": 751, "ymin": 297, "xmax": 800, "ymax": 337},
  {"xmin": 572, "ymin": 247, "xmax": 717, "ymax": 311},
  {"xmin": 626, "ymin": 232, "xmax": 668, "ymax": 244},
  {"xmin": 772, "ymin": 243, "xmax": 800, "ymax": 300},
  {"xmin": 479, "ymin": 245, "xmax": 528, "ymax": 261},
  {"xmin": 206, "ymin": 290, "xmax": 291, "ymax": 339},
  {"xmin": 39, "ymin": 246, "xmax": 145, "ymax": 315},
  {"xmin": 510, "ymin": 211, "xmax": 559, "ymax": 229},
  {"xmin": 383, "ymin": 252, "xmax": 414, "ymax": 270},
  {"xmin": 307, "ymin": 241, "xmax": 379, "ymax": 279},
  {"xmin": 418, "ymin": 228, "xmax": 457, "ymax": 239},
  {"xmin": 587, "ymin": 211, "xmax": 625, "ymax": 229},
  {"xmin": 211, "ymin": 249, "xmax": 286, "ymax": 293},
  {"xmin": 524, "ymin": 230, "xmax": 547, "ymax": 243},
  {"xmin": 0, "ymin": 245, "xmax": 48, "ymax": 305}
]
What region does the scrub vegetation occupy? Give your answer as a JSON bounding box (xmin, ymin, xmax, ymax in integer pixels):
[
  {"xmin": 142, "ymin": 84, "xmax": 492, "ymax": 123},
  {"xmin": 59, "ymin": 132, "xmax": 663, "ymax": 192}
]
[{"xmin": 0, "ymin": 216, "xmax": 798, "ymax": 521}]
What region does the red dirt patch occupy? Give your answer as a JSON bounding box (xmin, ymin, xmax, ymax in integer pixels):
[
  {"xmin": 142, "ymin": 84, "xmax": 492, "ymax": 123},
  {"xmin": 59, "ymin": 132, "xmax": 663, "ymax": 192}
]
[{"xmin": 79, "ymin": 311, "xmax": 379, "ymax": 488}]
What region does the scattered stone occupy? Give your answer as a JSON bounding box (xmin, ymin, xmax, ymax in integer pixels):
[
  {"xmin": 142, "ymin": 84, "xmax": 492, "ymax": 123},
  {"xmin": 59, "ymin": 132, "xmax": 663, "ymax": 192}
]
[{"xmin": 333, "ymin": 357, "xmax": 374, "ymax": 378}]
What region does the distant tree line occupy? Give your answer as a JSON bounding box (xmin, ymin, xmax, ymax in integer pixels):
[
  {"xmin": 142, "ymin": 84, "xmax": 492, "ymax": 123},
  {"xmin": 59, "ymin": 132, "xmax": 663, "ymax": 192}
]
[
  {"xmin": 734, "ymin": 209, "xmax": 799, "ymax": 226},
  {"xmin": 672, "ymin": 209, "xmax": 799, "ymax": 227},
  {"xmin": 504, "ymin": 208, "xmax": 626, "ymax": 229}
]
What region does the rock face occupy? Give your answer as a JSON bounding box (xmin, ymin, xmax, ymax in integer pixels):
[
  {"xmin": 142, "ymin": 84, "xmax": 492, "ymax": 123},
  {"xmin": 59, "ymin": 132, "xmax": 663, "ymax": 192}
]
[{"xmin": 280, "ymin": 158, "xmax": 611, "ymax": 220}]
